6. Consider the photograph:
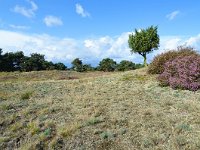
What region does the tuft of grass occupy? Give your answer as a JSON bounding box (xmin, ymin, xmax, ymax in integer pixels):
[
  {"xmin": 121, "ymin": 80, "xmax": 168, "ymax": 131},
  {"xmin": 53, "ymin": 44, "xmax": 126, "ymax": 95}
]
[
  {"xmin": 27, "ymin": 122, "xmax": 40, "ymax": 135},
  {"xmin": 39, "ymin": 128, "xmax": 52, "ymax": 142},
  {"xmin": 176, "ymin": 135, "xmax": 188, "ymax": 147},
  {"xmin": 143, "ymin": 138, "xmax": 154, "ymax": 148},
  {"xmin": 176, "ymin": 123, "xmax": 192, "ymax": 132},
  {"xmin": 121, "ymin": 73, "xmax": 149, "ymax": 82},
  {"xmin": 0, "ymin": 103, "xmax": 13, "ymax": 111},
  {"xmin": 21, "ymin": 91, "xmax": 33, "ymax": 100},
  {"xmin": 85, "ymin": 117, "xmax": 103, "ymax": 126},
  {"xmin": 0, "ymin": 136, "xmax": 10, "ymax": 143},
  {"xmin": 48, "ymin": 137, "xmax": 64, "ymax": 149},
  {"xmin": 58, "ymin": 122, "xmax": 81, "ymax": 138},
  {"xmin": 121, "ymin": 74, "xmax": 135, "ymax": 81},
  {"xmin": 100, "ymin": 131, "xmax": 115, "ymax": 139},
  {"xmin": 10, "ymin": 122, "xmax": 23, "ymax": 132}
]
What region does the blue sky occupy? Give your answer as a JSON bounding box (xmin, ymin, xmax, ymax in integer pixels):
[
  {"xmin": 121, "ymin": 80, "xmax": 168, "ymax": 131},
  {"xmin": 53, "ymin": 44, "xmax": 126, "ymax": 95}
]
[{"xmin": 0, "ymin": 0, "xmax": 200, "ymax": 66}]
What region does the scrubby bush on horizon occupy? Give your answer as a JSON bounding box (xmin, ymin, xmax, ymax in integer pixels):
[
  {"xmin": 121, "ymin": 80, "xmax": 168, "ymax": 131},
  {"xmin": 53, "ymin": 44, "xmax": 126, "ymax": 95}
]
[
  {"xmin": 135, "ymin": 63, "xmax": 145, "ymax": 69},
  {"xmin": 82, "ymin": 64, "xmax": 94, "ymax": 71},
  {"xmin": 117, "ymin": 60, "xmax": 136, "ymax": 71},
  {"xmin": 148, "ymin": 46, "xmax": 199, "ymax": 74},
  {"xmin": 0, "ymin": 49, "xmax": 67, "ymax": 72},
  {"xmin": 71, "ymin": 58, "xmax": 83, "ymax": 72},
  {"xmin": 71, "ymin": 58, "xmax": 94, "ymax": 72},
  {"xmin": 158, "ymin": 55, "xmax": 200, "ymax": 91},
  {"xmin": 128, "ymin": 25, "xmax": 160, "ymax": 67},
  {"xmin": 54, "ymin": 62, "xmax": 66, "ymax": 70},
  {"xmin": 0, "ymin": 50, "xmax": 24, "ymax": 71},
  {"xmin": 98, "ymin": 58, "xmax": 117, "ymax": 72}
]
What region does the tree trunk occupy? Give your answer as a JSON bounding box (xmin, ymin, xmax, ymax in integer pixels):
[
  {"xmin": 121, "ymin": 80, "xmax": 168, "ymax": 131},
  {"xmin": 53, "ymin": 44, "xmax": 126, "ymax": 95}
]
[{"xmin": 143, "ymin": 54, "xmax": 147, "ymax": 67}]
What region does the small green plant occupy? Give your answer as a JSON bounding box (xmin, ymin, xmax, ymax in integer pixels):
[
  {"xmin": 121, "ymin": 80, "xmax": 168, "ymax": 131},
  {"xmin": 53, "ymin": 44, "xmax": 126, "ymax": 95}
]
[
  {"xmin": 177, "ymin": 123, "xmax": 192, "ymax": 132},
  {"xmin": 100, "ymin": 131, "xmax": 115, "ymax": 139},
  {"xmin": 44, "ymin": 128, "xmax": 51, "ymax": 136},
  {"xmin": 86, "ymin": 117, "xmax": 102, "ymax": 126},
  {"xmin": 143, "ymin": 138, "xmax": 153, "ymax": 148},
  {"xmin": 21, "ymin": 91, "xmax": 33, "ymax": 100}
]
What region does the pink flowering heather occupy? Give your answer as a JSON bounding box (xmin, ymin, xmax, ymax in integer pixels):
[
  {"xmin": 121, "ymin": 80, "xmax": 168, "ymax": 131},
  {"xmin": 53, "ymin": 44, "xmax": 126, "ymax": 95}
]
[{"xmin": 158, "ymin": 55, "xmax": 200, "ymax": 91}]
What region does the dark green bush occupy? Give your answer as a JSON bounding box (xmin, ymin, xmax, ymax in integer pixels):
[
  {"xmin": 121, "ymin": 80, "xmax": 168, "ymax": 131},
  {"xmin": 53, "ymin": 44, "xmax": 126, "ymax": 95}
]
[
  {"xmin": 148, "ymin": 46, "xmax": 199, "ymax": 74},
  {"xmin": 21, "ymin": 91, "xmax": 33, "ymax": 100},
  {"xmin": 98, "ymin": 58, "xmax": 117, "ymax": 72},
  {"xmin": 117, "ymin": 60, "xmax": 135, "ymax": 71}
]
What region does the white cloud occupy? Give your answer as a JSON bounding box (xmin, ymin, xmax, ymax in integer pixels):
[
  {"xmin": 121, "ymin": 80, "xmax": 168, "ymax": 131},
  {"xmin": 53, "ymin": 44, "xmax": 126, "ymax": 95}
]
[
  {"xmin": 75, "ymin": 3, "xmax": 90, "ymax": 17},
  {"xmin": 9, "ymin": 24, "xmax": 30, "ymax": 30},
  {"xmin": 166, "ymin": 10, "xmax": 180, "ymax": 20},
  {"xmin": 43, "ymin": 16, "xmax": 63, "ymax": 27},
  {"xmin": 0, "ymin": 30, "xmax": 76, "ymax": 63},
  {"xmin": 0, "ymin": 29, "xmax": 200, "ymax": 66},
  {"xmin": 186, "ymin": 34, "xmax": 200, "ymax": 48},
  {"xmin": 160, "ymin": 37, "xmax": 182, "ymax": 50},
  {"xmin": 84, "ymin": 36, "xmax": 114, "ymax": 57},
  {"xmin": 13, "ymin": 0, "xmax": 38, "ymax": 18}
]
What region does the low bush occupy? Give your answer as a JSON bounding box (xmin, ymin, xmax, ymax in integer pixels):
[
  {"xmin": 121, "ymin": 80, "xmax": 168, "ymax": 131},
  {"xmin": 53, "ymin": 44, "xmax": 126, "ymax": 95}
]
[
  {"xmin": 148, "ymin": 46, "xmax": 199, "ymax": 74},
  {"xmin": 117, "ymin": 60, "xmax": 135, "ymax": 71},
  {"xmin": 157, "ymin": 55, "xmax": 200, "ymax": 91},
  {"xmin": 21, "ymin": 91, "xmax": 33, "ymax": 100}
]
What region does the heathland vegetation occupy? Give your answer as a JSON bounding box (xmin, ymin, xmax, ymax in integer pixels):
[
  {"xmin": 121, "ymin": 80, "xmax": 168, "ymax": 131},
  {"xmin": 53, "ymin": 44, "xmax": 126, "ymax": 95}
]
[{"xmin": 0, "ymin": 26, "xmax": 200, "ymax": 149}]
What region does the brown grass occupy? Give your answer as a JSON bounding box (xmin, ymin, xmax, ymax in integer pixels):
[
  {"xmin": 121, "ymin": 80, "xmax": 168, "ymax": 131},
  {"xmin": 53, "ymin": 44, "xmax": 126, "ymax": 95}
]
[{"xmin": 0, "ymin": 68, "xmax": 200, "ymax": 149}]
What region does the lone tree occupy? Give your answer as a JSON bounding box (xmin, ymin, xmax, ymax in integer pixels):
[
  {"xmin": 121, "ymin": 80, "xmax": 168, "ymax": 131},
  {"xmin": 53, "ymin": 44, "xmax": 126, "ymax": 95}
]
[
  {"xmin": 71, "ymin": 58, "xmax": 83, "ymax": 72},
  {"xmin": 128, "ymin": 26, "xmax": 159, "ymax": 66}
]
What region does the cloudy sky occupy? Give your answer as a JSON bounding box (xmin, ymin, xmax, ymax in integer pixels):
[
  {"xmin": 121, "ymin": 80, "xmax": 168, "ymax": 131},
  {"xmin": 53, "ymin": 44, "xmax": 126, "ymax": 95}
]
[{"xmin": 0, "ymin": 0, "xmax": 200, "ymax": 66}]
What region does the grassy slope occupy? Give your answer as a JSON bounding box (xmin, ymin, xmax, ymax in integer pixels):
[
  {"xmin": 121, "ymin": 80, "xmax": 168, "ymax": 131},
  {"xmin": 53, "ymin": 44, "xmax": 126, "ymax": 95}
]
[{"xmin": 0, "ymin": 68, "xmax": 200, "ymax": 149}]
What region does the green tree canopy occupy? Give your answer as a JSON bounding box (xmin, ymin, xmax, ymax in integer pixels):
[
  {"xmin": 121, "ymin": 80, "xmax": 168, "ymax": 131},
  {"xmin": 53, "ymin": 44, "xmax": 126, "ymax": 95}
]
[
  {"xmin": 71, "ymin": 58, "xmax": 83, "ymax": 72},
  {"xmin": 0, "ymin": 51, "xmax": 24, "ymax": 71},
  {"xmin": 98, "ymin": 58, "xmax": 117, "ymax": 72},
  {"xmin": 21, "ymin": 53, "xmax": 46, "ymax": 71},
  {"xmin": 128, "ymin": 25, "xmax": 159, "ymax": 66},
  {"xmin": 54, "ymin": 62, "xmax": 66, "ymax": 70},
  {"xmin": 117, "ymin": 60, "xmax": 135, "ymax": 71}
]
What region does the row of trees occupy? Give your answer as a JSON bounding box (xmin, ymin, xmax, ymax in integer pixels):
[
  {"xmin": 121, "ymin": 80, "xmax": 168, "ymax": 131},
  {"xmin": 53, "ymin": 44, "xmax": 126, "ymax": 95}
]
[
  {"xmin": 0, "ymin": 49, "xmax": 143, "ymax": 72},
  {"xmin": 72, "ymin": 58, "xmax": 144, "ymax": 72},
  {"xmin": 0, "ymin": 49, "xmax": 66, "ymax": 72}
]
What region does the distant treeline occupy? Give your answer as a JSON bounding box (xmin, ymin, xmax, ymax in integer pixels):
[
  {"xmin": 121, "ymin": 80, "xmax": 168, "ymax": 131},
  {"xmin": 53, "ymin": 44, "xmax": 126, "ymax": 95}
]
[{"xmin": 0, "ymin": 49, "xmax": 144, "ymax": 72}]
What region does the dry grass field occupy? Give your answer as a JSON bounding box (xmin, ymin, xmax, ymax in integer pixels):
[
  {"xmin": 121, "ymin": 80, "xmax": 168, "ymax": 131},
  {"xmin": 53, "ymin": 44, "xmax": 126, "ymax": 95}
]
[{"xmin": 0, "ymin": 68, "xmax": 200, "ymax": 149}]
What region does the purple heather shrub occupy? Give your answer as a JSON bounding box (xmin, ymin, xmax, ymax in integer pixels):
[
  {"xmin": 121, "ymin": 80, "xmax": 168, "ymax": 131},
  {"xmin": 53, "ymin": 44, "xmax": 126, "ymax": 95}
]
[
  {"xmin": 158, "ymin": 55, "xmax": 200, "ymax": 91},
  {"xmin": 148, "ymin": 46, "xmax": 198, "ymax": 74}
]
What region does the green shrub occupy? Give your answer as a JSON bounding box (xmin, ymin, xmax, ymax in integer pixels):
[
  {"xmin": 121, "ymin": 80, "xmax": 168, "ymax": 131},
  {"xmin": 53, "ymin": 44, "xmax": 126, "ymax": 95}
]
[
  {"xmin": 98, "ymin": 58, "xmax": 117, "ymax": 72},
  {"xmin": 148, "ymin": 46, "xmax": 199, "ymax": 74},
  {"xmin": 116, "ymin": 60, "xmax": 135, "ymax": 71},
  {"xmin": 21, "ymin": 91, "xmax": 33, "ymax": 100}
]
